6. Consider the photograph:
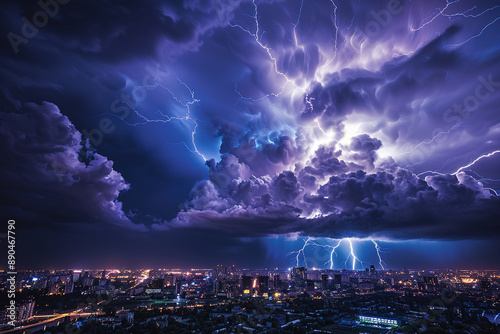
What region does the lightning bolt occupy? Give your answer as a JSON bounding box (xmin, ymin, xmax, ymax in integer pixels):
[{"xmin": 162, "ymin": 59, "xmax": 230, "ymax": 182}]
[
  {"xmin": 446, "ymin": 16, "xmax": 500, "ymax": 48},
  {"xmin": 337, "ymin": 0, "xmax": 362, "ymax": 51},
  {"xmin": 414, "ymin": 153, "xmax": 500, "ymax": 197},
  {"xmin": 290, "ymin": 237, "xmax": 388, "ymax": 270},
  {"xmin": 397, "ymin": 122, "xmax": 462, "ymax": 158},
  {"xmin": 371, "ymin": 240, "xmax": 386, "ymax": 270},
  {"xmin": 462, "ymin": 170, "xmax": 500, "ymax": 195},
  {"xmin": 344, "ymin": 238, "xmax": 363, "ymax": 270},
  {"xmin": 289, "ymin": 237, "xmax": 311, "ymax": 267},
  {"xmin": 451, "ymin": 150, "xmax": 500, "ymax": 175},
  {"xmin": 314, "ymin": 117, "xmax": 327, "ymax": 135},
  {"xmin": 229, "ymin": 0, "xmax": 292, "ymax": 101},
  {"xmin": 443, "ymin": 5, "xmax": 500, "ymax": 19},
  {"xmin": 411, "ymin": 0, "xmax": 465, "ymax": 32},
  {"xmin": 323, "ymin": 0, "xmax": 339, "ymax": 67},
  {"xmin": 292, "ymin": 0, "xmax": 305, "ymax": 46},
  {"xmin": 101, "ymin": 70, "xmax": 206, "ymax": 161},
  {"xmin": 325, "ymin": 239, "xmax": 343, "ymax": 270},
  {"xmin": 410, "ymin": 1, "xmax": 500, "ymax": 48},
  {"xmin": 416, "ymin": 160, "xmax": 450, "ymax": 178},
  {"xmin": 230, "ymin": 0, "xmax": 340, "ymax": 106}
]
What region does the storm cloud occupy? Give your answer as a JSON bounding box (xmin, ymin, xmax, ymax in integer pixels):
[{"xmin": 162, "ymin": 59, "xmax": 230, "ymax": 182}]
[
  {"xmin": 0, "ymin": 101, "xmax": 146, "ymax": 231},
  {"xmin": 1, "ymin": 0, "xmax": 500, "ymax": 249}
]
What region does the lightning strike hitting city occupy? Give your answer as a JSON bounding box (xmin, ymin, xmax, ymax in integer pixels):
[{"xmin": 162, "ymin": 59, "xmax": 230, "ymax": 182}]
[{"xmin": 1, "ymin": 0, "xmax": 500, "ymax": 333}]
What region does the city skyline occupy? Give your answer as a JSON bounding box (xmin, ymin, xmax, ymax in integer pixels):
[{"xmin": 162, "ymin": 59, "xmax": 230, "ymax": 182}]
[
  {"xmin": 2, "ymin": 265, "xmax": 498, "ymax": 332},
  {"xmin": 1, "ymin": 0, "xmax": 500, "ymax": 271}
]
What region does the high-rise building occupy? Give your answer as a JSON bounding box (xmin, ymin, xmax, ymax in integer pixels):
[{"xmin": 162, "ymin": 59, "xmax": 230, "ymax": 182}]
[
  {"xmin": 213, "ymin": 265, "xmax": 228, "ymax": 280},
  {"xmin": 64, "ymin": 283, "xmax": 74, "ymax": 294},
  {"xmin": 370, "ymin": 265, "xmax": 376, "ymax": 274},
  {"xmin": 423, "ymin": 276, "xmax": 438, "ymax": 285},
  {"xmin": 17, "ymin": 301, "xmax": 35, "ymax": 322},
  {"xmin": 148, "ymin": 279, "xmax": 164, "ymax": 291},
  {"xmin": 175, "ymin": 280, "xmax": 183, "ymax": 295},
  {"xmin": 164, "ymin": 274, "xmax": 175, "ymax": 287},
  {"xmin": 257, "ymin": 276, "xmax": 269, "ymax": 295},
  {"xmin": 291, "ymin": 267, "xmax": 307, "ymax": 289},
  {"xmin": 227, "ymin": 265, "xmax": 237, "ymax": 278},
  {"xmin": 321, "ymin": 273, "xmax": 329, "ymax": 291},
  {"xmin": 215, "ymin": 279, "xmax": 226, "ymax": 294},
  {"xmin": 333, "ymin": 273, "xmax": 349, "ymax": 286},
  {"xmin": 241, "ymin": 276, "xmax": 253, "ymax": 292},
  {"xmin": 272, "ymin": 274, "xmax": 281, "ymax": 290},
  {"xmin": 72, "ymin": 271, "xmax": 80, "ymax": 283}
]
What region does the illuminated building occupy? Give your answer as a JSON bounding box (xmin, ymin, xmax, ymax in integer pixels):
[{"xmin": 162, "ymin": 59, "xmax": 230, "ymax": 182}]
[
  {"xmin": 241, "ymin": 275, "xmax": 252, "ymax": 294},
  {"xmin": 72, "ymin": 270, "xmax": 81, "ymax": 282},
  {"xmin": 423, "ymin": 276, "xmax": 438, "ymax": 285},
  {"xmin": 147, "ymin": 279, "xmax": 164, "ymax": 293},
  {"xmin": 272, "ymin": 274, "xmax": 281, "ymax": 290},
  {"xmin": 164, "ymin": 273, "xmax": 175, "ymax": 286},
  {"xmin": 213, "ymin": 265, "xmax": 228, "ymax": 280},
  {"xmin": 291, "ymin": 267, "xmax": 307, "ymax": 289},
  {"xmin": 16, "ymin": 301, "xmax": 35, "ymax": 322},
  {"xmin": 321, "ymin": 273, "xmax": 329, "ymax": 291},
  {"xmin": 257, "ymin": 275, "xmax": 269, "ymax": 295},
  {"xmin": 64, "ymin": 282, "xmax": 74, "ymax": 294},
  {"xmin": 334, "ymin": 273, "xmax": 349, "ymax": 285},
  {"xmin": 359, "ymin": 315, "xmax": 400, "ymax": 327}
]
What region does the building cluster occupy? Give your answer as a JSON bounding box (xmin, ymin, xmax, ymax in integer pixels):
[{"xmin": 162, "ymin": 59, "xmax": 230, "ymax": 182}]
[{"xmin": 0, "ymin": 267, "xmax": 499, "ymax": 333}]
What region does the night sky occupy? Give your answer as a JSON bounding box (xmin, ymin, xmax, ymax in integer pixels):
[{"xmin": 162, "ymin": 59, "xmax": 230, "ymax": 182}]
[{"xmin": 1, "ymin": 0, "xmax": 500, "ymax": 270}]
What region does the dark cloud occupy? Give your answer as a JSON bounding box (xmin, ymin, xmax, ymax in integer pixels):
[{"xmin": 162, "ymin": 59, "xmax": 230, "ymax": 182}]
[
  {"xmin": 0, "ymin": 0, "xmax": 242, "ymax": 61},
  {"xmin": 0, "ymin": 101, "xmax": 146, "ymax": 231},
  {"xmin": 217, "ymin": 129, "xmax": 301, "ymax": 177},
  {"xmin": 161, "ymin": 164, "xmax": 500, "ymax": 240},
  {"xmin": 1, "ymin": 0, "xmax": 500, "ymax": 269},
  {"xmin": 348, "ymin": 134, "xmax": 382, "ymax": 170}
]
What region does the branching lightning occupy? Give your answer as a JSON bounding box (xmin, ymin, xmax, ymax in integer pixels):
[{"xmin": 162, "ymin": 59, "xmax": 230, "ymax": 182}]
[
  {"xmin": 229, "ymin": 0, "xmax": 292, "ymax": 101},
  {"xmin": 446, "ymin": 16, "xmax": 500, "ymax": 48},
  {"xmin": 411, "ymin": 0, "xmax": 466, "ymax": 32},
  {"xmin": 371, "ymin": 240, "xmax": 386, "ymax": 270},
  {"xmin": 451, "ymin": 150, "xmax": 500, "ymax": 175},
  {"xmin": 344, "ymin": 238, "xmax": 363, "ymax": 270},
  {"xmin": 397, "ymin": 122, "xmax": 462, "ymax": 159},
  {"xmin": 289, "ymin": 237, "xmax": 311, "ymax": 267},
  {"xmin": 101, "ymin": 70, "xmax": 206, "ymax": 161},
  {"xmin": 325, "ymin": 0, "xmax": 339, "ymax": 65},
  {"xmin": 410, "ymin": 0, "xmax": 500, "ymax": 48},
  {"xmin": 325, "ymin": 239, "xmax": 343, "ymax": 270},
  {"xmin": 289, "ymin": 237, "xmax": 387, "ymax": 270}
]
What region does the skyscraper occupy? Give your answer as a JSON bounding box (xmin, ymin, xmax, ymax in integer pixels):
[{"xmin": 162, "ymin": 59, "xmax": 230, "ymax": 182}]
[
  {"xmin": 257, "ymin": 276, "xmax": 269, "ymax": 295},
  {"xmin": 164, "ymin": 273, "xmax": 175, "ymax": 287},
  {"xmin": 213, "ymin": 265, "xmax": 228, "ymax": 280},
  {"xmin": 272, "ymin": 274, "xmax": 281, "ymax": 290},
  {"xmin": 291, "ymin": 267, "xmax": 307, "ymax": 289},
  {"xmin": 423, "ymin": 276, "xmax": 438, "ymax": 285},
  {"xmin": 241, "ymin": 275, "xmax": 252, "ymax": 292},
  {"xmin": 321, "ymin": 273, "xmax": 329, "ymax": 291}
]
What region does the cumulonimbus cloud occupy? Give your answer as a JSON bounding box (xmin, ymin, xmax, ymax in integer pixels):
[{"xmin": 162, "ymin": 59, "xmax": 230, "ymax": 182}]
[{"xmin": 0, "ymin": 101, "xmax": 147, "ymax": 231}]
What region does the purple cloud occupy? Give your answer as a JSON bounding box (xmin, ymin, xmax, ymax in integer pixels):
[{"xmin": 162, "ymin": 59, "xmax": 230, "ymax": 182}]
[{"xmin": 0, "ymin": 101, "xmax": 146, "ymax": 231}]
